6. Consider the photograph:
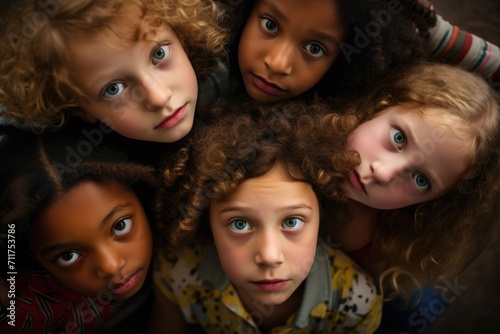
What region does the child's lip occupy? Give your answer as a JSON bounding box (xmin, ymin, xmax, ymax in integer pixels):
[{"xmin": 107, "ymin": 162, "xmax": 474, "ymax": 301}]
[
  {"xmin": 110, "ymin": 271, "xmax": 140, "ymax": 294},
  {"xmin": 252, "ymin": 279, "xmax": 289, "ymax": 291},
  {"xmin": 349, "ymin": 170, "xmax": 366, "ymax": 193},
  {"xmin": 154, "ymin": 104, "xmax": 187, "ymax": 129},
  {"xmin": 251, "ymin": 73, "xmax": 287, "ymax": 95}
]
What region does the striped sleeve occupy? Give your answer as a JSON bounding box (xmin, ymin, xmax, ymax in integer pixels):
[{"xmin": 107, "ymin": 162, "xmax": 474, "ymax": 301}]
[{"xmin": 428, "ymin": 14, "xmax": 500, "ymax": 88}]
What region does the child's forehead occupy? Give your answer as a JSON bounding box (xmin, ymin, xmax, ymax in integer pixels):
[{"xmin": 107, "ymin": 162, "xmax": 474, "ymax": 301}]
[{"xmin": 72, "ymin": 4, "xmax": 165, "ymax": 48}]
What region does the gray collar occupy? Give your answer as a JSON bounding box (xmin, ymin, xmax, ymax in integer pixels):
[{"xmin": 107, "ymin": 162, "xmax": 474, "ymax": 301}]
[{"xmin": 198, "ymin": 240, "xmax": 335, "ymax": 328}]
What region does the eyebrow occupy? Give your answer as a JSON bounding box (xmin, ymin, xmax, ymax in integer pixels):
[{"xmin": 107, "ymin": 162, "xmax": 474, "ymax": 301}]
[
  {"xmin": 101, "ymin": 203, "xmax": 132, "ymax": 228},
  {"xmin": 313, "ymin": 31, "xmax": 341, "ymax": 48},
  {"xmin": 260, "ymin": 0, "xmax": 287, "ymax": 22},
  {"xmin": 41, "ymin": 242, "xmax": 80, "ymax": 258},
  {"xmin": 40, "ymin": 203, "xmax": 132, "ymax": 257},
  {"xmin": 219, "ymin": 204, "xmax": 313, "ymax": 214},
  {"xmin": 260, "ymin": 0, "xmax": 340, "ymax": 48}
]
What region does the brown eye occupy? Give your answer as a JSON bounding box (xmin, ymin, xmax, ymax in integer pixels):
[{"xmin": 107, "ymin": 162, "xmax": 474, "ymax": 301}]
[
  {"xmin": 260, "ymin": 17, "xmax": 279, "ymax": 33},
  {"xmin": 113, "ymin": 218, "xmax": 132, "ymax": 236}
]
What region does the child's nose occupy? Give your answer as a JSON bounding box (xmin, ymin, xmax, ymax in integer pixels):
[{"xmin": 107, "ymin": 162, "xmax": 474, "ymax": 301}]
[
  {"xmin": 141, "ymin": 75, "xmax": 173, "ymax": 111},
  {"xmin": 254, "ymin": 232, "xmax": 284, "ymax": 268},
  {"xmin": 264, "ymin": 40, "xmax": 294, "ymax": 75},
  {"xmin": 95, "ymin": 246, "xmax": 126, "ymax": 279},
  {"xmin": 371, "ymin": 158, "xmax": 410, "ymax": 185}
]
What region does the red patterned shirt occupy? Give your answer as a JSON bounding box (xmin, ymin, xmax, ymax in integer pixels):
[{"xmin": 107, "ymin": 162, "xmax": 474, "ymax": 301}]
[{"xmin": 0, "ymin": 269, "xmax": 122, "ymax": 333}]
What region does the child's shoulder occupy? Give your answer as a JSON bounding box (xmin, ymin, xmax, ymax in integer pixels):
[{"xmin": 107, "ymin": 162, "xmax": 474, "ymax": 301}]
[
  {"xmin": 319, "ymin": 239, "xmax": 368, "ymax": 272},
  {"xmin": 1, "ymin": 268, "xmax": 119, "ymax": 332},
  {"xmin": 156, "ymin": 241, "xmax": 206, "ymax": 264},
  {"xmin": 154, "ymin": 242, "xmax": 209, "ymax": 286},
  {"xmin": 318, "ymin": 241, "xmax": 381, "ymax": 315}
]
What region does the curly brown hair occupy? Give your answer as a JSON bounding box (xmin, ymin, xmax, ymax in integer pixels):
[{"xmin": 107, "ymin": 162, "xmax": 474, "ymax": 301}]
[
  {"xmin": 155, "ymin": 98, "xmax": 361, "ymax": 247},
  {"xmin": 335, "ymin": 62, "xmax": 500, "ymax": 300},
  {"xmin": 0, "ymin": 0, "xmax": 229, "ymax": 129}
]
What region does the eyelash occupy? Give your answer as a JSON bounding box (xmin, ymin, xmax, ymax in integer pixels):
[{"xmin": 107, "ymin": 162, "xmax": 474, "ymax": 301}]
[
  {"xmin": 112, "ymin": 217, "xmax": 133, "ymax": 237},
  {"xmin": 390, "ymin": 127, "xmax": 407, "ymax": 150},
  {"xmin": 50, "ymin": 216, "xmax": 133, "ymax": 267},
  {"xmin": 390, "ymin": 127, "xmax": 432, "ymax": 192},
  {"xmin": 259, "ymin": 16, "xmax": 327, "ymax": 58},
  {"xmin": 151, "ymin": 42, "xmax": 172, "ymax": 65},
  {"xmin": 260, "ymin": 16, "xmax": 279, "ymax": 34},
  {"xmin": 53, "ymin": 251, "xmax": 81, "ymax": 266}
]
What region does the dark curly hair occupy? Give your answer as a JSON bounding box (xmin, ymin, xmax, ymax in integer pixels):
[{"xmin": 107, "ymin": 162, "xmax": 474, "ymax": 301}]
[
  {"xmin": 155, "ymin": 98, "xmax": 361, "ymax": 247},
  {"xmin": 224, "ymin": 0, "xmax": 435, "ymax": 100},
  {"xmin": 0, "ymin": 120, "xmax": 160, "ymax": 270}
]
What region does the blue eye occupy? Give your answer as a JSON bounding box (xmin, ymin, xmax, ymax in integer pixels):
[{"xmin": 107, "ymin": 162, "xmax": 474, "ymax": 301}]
[
  {"xmin": 152, "ymin": 44, "xmax": 171, "ymax": 64},
  {"xmin": 103, "ymin": 82, "xmax": 125, "ymax": 99},
  {"xmin": 260, "ymin": 17, "xmax": 279, "ymax": 34},
  {"xmin": 304, "ymin": 43, "xmax": 326, "ymax": 58},
  {"xmin": 229, "ymin": 219, "xmax": 252, "ymax": 232},
  {"xmin": 391, "ymin": 128, "xmax": 406, "ymax": 149},
  {"xmin": 113, "ymin": 218, "xmax": 133, "ymax": 236},
  {"xmin": 57, "ymin": 251, "xmax": 80, "ymax": 266},
  {"xmin": 413, "ymin": 174, "xmax": 430, "ymax": 192},
  {"xmin": 282, "ymin": 217, "xmax": 304, "ymax": 230}
]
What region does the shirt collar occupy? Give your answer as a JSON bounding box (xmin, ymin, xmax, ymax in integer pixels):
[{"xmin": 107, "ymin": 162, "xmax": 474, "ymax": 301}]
[{"xmin": 198, "ymin": 240, "xmax": 334, "ymax": 329}]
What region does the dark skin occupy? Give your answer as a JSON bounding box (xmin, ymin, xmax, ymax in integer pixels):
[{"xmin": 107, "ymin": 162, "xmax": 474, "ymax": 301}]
[{"xmin": 224, "ymin": 0, "xmax": 433, "ymax": 102}]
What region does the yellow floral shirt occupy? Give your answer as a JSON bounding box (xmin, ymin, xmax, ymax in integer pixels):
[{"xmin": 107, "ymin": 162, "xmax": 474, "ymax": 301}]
[{"xmin": 154, "ymin": 240, "xmax": 382, "ymax": 333}]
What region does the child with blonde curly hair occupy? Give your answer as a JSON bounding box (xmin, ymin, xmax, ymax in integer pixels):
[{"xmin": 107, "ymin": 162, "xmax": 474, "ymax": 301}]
[
  {"xmin": 0, "ymin": 0, "xmax": 228, "ymax": 142},
  {"xmin": 149, "ymin": 100, "xmax": 382, "ymax": 333},
  {"xmin": 328, "ymin": 62, "xmax": 500, "ymax": 332}
]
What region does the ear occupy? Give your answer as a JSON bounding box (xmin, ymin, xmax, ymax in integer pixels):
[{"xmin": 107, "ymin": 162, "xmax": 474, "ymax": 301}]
[{"xmin": 73, "ymin": 107, "xmax": 98, "ymax": 123}]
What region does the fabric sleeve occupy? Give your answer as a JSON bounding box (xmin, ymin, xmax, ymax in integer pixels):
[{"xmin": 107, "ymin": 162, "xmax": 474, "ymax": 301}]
[
  {"xmin": 334, "ymin": 253, "xmax": 383, "ymax": 334},
  {"xmin": 428, "ymin": 14, "xmax": 500, "ymax": 87},
  {"xmin": 152, "ymin": 249, "xmax": 178, "ymax": 303}
]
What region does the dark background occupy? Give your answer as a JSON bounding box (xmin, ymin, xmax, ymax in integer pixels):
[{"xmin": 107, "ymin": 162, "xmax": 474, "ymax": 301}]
[{"xmin": 424, "ymin": 1, "xmax": 500, "ymax": 333}]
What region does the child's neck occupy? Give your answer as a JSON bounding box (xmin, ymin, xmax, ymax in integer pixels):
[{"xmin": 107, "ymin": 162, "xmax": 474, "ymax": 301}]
[
  {"xmin": 336, "ymin": 201, "xmax": 379, "ymax": 253},
  {"xmin": 240, "ymin": 282, "xmax": 304, "ymax": 332}
]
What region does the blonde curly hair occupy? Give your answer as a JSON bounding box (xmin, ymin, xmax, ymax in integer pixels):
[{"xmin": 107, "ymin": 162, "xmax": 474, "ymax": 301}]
[
  {"xmin": 333, "ymin": 62, "xmax": 500, "ymax": 300},
  {"xmin": 0, "ymin": 0, "xmax": 229, "ymax": 128}
]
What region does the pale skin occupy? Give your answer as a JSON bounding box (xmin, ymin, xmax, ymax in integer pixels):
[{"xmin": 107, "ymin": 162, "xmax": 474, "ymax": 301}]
[
  {"xmin": 70, "ymin": 3, "xmax": 198, "ymax": 143},
  {"xmin": 238, "ymin": 0, "xmax": 346, "ymax": 102},
  {"xmin": 337, "ymin": 106, "xmax": 469, "ymax": 252},
  {"xmin": 148, "ymin": 165, "xmax": 320, "ymax": 332},
  {"xmin": 30, "ymin": 181, "xmax": 153, "ymax": 301}
]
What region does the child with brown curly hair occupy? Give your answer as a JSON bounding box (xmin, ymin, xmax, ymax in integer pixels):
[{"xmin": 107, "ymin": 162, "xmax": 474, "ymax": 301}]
[
  {"xmin": 149, "ymin": 61, "xmax": 500, "ymax": 333},
  {"xmin": 0, "ymin": 0, "xmax": 228, "ymax": 142},
  {"xmin": 149, "ymin": 100, "xmax": 382, "ymax": 333}
]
